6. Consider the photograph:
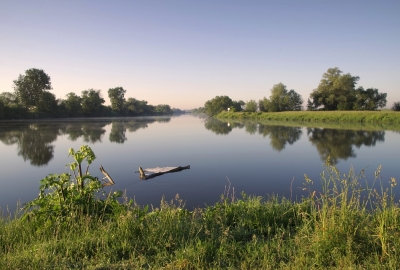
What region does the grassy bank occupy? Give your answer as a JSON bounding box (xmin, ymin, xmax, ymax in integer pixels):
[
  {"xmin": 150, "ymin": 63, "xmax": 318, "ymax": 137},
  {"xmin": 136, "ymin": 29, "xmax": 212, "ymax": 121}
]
[
  {"xmin": 216, "ymin": 110, "xmax": 400, "ymax": 124},
  {"xmin": 1, "ymin": 160, "xmax": 399, "ymax": 269}
]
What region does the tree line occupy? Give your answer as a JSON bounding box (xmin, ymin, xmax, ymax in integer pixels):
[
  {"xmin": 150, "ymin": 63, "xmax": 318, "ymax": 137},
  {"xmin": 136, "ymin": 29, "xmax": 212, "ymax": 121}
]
[
  {"xmin": 0, "ymin": 68, "xmax": 182, "ymax": 120},
  {"xmin": 196, "ymin": 67, "xmax": 396, "ymax": 116}
]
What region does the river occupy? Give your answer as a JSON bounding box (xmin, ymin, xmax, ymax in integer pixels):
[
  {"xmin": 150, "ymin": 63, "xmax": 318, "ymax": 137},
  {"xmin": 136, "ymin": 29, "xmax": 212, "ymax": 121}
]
[{"xmin": 0, "ymin": 114, "xmax": 399, "ymax": 214}]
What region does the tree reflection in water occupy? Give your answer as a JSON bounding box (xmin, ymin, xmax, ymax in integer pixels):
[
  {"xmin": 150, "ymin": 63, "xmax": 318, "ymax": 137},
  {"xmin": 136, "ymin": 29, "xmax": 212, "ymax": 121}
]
[
  {"xmin": 204, "ymin": 118, "xmax": 233, "ymax": 135},
  {"xmin": 307, "ymin": 128, "xmax": 385, "ymax": 164},
  {"xmin": 258, "ymin": 124, "xmax": 303, "ymax": 151},
  {"xmin": 0, "ymin": 123, "xmax": 58, "ymax": 166},
  {"xmin": 0, "ymin": 118, "xmax": 171, "ymax": 166},
  {"xmin": 109, "ymin": 122, "xmax": 127, "ymax": 144},
  {"xmin": 204, "ymin": 118, "xmax": 303, "ymax": 151},
  {"xmin": 60, "ymin": 120, "xmax": 110, "ymax": 143}
]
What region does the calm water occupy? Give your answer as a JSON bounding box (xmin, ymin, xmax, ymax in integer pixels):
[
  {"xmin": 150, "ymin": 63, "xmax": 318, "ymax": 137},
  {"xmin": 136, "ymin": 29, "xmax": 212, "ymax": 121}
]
[{"xmin": 0, "ymin": 114, "xmax": 399, "ymax": 213}]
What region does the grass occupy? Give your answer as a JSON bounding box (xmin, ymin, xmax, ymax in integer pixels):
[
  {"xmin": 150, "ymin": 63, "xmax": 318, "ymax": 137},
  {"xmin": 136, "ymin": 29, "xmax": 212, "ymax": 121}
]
[
  {"xmin": 216, "ymin": 110, "xmax": 400, "ymax": 125},
  {"xmin": 1, "ymin": 161, "xmax": 400, "ymax": 269}
]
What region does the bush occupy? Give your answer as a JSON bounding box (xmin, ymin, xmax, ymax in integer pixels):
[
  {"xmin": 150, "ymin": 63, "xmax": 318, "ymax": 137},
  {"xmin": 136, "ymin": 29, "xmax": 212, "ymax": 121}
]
[{"xmin": 23, "ymin": 145, "xmax": 123, "ymax": 224}]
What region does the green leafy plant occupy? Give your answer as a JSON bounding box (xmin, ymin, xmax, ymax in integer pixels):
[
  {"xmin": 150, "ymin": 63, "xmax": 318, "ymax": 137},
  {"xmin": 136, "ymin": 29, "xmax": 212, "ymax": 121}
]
[{"xmin": 23, "ymin": 145, "xmax": 122, "ymax": 222}]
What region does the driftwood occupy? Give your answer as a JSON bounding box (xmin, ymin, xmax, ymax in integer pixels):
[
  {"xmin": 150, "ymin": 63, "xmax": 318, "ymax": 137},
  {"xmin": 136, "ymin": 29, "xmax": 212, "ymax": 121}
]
[
  {"xmin": 99, "ymin": 165, "xmax": 115, "ymax": 187},
  {"xmin": 138, "ymin": 165, "xmax": 190, "ymax": 180}
]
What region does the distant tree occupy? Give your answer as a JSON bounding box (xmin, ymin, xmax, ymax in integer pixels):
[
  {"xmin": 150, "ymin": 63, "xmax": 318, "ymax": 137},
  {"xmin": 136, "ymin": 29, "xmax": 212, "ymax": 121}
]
[
  {"xmin": 286, "ymin": 89, "xmax": 303, "ymax": 111},
  {"xmin": 62, "ymin": 92, "xmax": 82, "ymax": 117},
  {"xmin": 310, "ymin": 68, "xmax": 387, "ymax": 111},
  {"xmin": 154, "ymin": 104, "xmax": 172, "ymax": 114},
  {"xmin": 13, "ymin": 68, "xmax": 52, "ymax": 109},
  {"xmin": 306, "ymin": 98, "xmax": 315, "ymax": 111},
  {"xmin": 259, "ymin": 83, "xmax": 303, "ymax": 112},
  {"xmin": 81, "ymin": 89, "xmax": 105, "ymax": 116},
  {"xmin": 191, "ymin": 107, "xmax": 206, "ymax": 114},
  {"xmin": 37, "ymin": 91, "xmax": 57, "ymax": 115},
  {"xmin": 232, "ymin": 100, "xmax": 245, "ymax": 112},
  {"xmin": 392, "ymin": 102, "xmax": 400, "ymax": 111},
  {"xmin": 124, "ymin": 98, "xmax": 153, "ymax": 115},
  {"xmin": 309, "ymin": 68, "xmax": 359, "ymax": 110},
  {"xmin": 108, "ymin": 87, "xmax": 126, "ymax": 114},
  {"xmin": 353, "ymin": 87, "xmax": 387, "ymax": 110},
  {"xmin": 244, "ymin": 100, "xmax": 258, "ymax": 112},
  {"xmin": 0, "ymin": 92, "xmax": 27, "ymax": 119},
  {"xmin": 204, "ymin": 95, "xmax": 233, "ymax": 116},
  {"xmin": 0, "ymin": 92, "xmax": 19, "ymax": 106}
]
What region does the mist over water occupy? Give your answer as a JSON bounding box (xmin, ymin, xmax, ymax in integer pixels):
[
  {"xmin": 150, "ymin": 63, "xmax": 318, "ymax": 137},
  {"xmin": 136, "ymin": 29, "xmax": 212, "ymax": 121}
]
[{"xmin": 0, "ymin": 115, "xmax": 398, "ymax": 214}]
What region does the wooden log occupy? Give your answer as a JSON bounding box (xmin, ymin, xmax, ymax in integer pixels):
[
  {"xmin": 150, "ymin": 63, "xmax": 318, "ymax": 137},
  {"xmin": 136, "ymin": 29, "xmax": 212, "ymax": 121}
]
[
  {"xmin": 99, "ymin": 165, "xmax": 115, "ymax": 187},
  {"xmin": 138, "ymin": 165, "xmax": 190, "ymax": 180}
]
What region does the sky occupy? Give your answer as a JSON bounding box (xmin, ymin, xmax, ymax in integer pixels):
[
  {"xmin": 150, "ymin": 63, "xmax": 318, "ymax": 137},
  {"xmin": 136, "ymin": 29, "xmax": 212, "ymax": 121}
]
[{"xmin": 1, "ymin": 1, "xmax": 399, "ymax": 110}]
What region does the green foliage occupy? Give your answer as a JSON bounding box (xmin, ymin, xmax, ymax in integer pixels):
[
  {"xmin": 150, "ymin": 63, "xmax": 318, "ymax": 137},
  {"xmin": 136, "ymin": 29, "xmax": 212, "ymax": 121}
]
[
  {"xmin": 353, "ymin": 87, "xmax": 387, "ymax": 110},
  {"xmin": 36, "ymin": 91, "xmax": 57, "ymax": 115},
  {"xmin": 81, "ymin": 89, "xmax": 105, "ymax": 116},
  {"xmin": 310, "ymin": 67, "xmax": 387, "ymax": 111},
  {"xmin": 124, "ymin": 97, "xmax": 153, "ymax": 115},
  {"xmin": 108, "ymin": 86, "xmax": 126, "ymax": 113},
  {"xmin": 154, "ymin": 104, "xmax": 172, "ymax": 114},
  {"xmin": 23, "ymin": 145, "xmax": 122, "ymax": 223},
  {"xmin": 244, "ymin": 99, "xmax": 257, "ymax": 112},
  {"xmin": 62, "ymin": 92, "xmax": 82, "ymax": 117},
  {"xmin": 232, "ymin": 100, "xmax": 245, "ymax": 112},
  {"xmin": 13, "ymin": 68, "xmax": 52, "ymax": 109},
  {"xmin": 259, "ymin": 83, "xmax": 303, "ymax": 112},
  {"xmin": 204, "ymin": 95, "xmax": 233, "ymax": 116}
]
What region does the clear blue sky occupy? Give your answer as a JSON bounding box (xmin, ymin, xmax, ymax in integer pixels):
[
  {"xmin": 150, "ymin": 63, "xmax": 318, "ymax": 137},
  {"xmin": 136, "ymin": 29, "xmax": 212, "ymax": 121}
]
[{"xmin": 1, "ymin": 1, "xmax": 399, "ymax": 110}]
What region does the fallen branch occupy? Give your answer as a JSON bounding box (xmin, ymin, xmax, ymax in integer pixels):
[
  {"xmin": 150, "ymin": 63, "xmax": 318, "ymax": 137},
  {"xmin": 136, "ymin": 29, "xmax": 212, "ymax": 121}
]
[
  {"xmin": 138, "ymin": 165, "xmax": 190, "ymax": 180},
  {"xmin": 99, "ymin": 165, "xmax": 115, "ymax": 187}
]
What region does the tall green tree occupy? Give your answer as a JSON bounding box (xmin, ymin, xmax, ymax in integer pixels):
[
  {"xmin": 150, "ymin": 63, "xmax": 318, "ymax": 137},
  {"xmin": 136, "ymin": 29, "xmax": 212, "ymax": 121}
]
[
  {"xmin": 244, "ymin": 100, "xmax": 258, "ymax": 112},
  {"xmin": 309, "ymin": 68, "xmax": 359, "ymax": 110},
  {"xmin": 124, "ymin": 98, "xmax": 152, "ymax": 115},
  {"xmin": 259, "ymin": 83, "xmax": 303, "ymax": 112},
  {"xmin": 154, "ymin": 104, "xmax": 172, "ymax": 114},
  {"xmin": 37, "ymin": 91, "xmax": 57, "ymax": 115},
  {"xmin": 81, "ymin": 89, "xmax": 105, "ymax": 116},
  {"xmin": 232, "ymin": 100, "xmax": 245, "ymax": 112},
  {"xmin": 13, "ymin": 68, "xmax": 52, "ymax": 109},
  {"xmin": 108, "ymin": 87, "xmax": 126, "ymax": 114},
  {"xmin": 204, "ymin": 95, "xmax": 233, "ymax": 116},
  {"xmin": 353, "ymin": 87, "xmax": 387, "ymax": 110},
  {"xmin": 63, "ymin": 92, "xmax": 82, "ymax": 117}
]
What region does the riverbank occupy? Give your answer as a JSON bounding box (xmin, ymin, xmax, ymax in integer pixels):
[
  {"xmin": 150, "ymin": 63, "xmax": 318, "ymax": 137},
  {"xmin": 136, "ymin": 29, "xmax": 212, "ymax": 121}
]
[
  {"xmin": 1, "ymin": 162, "xmax": 399, "ymax": 269},
  {"xmin": 216, "ymin": 110, "xmax": 400, "ymax": 124}
]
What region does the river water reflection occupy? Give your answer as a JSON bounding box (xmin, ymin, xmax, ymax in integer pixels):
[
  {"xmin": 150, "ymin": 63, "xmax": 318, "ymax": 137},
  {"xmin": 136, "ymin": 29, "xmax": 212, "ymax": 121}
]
[{"xmin": 0, "ymin": 115, "xmax": 399, "ymax": 213}]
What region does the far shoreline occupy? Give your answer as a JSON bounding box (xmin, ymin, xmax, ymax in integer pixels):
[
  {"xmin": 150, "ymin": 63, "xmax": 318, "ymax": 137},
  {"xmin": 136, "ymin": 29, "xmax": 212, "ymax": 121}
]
[{"xmin": 215, "ymin": 110, "xmax": 400, "ymax": 124}]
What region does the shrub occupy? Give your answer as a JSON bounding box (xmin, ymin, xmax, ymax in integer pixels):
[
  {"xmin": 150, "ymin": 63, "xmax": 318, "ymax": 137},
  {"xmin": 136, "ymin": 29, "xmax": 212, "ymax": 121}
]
[{"xmin": 23, "ymin": 145, "xmax": 123, "ymax": 223}]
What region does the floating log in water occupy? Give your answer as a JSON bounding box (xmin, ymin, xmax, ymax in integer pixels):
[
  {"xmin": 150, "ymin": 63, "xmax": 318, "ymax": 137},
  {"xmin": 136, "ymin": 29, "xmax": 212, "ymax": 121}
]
[
  {"xmin": 138, "ymin": 165, "xmax": 190, "ymax": 180},
  {"xmin": 99, "ymin": 165, "xmax": 115, "ymax": 187}
]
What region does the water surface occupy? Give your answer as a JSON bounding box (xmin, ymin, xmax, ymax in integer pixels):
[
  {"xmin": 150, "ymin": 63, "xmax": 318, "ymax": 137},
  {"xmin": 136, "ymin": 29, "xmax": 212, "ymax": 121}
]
[{"xmin": 0, "ymin": 115, "xmax": 399, "ymax": 213}]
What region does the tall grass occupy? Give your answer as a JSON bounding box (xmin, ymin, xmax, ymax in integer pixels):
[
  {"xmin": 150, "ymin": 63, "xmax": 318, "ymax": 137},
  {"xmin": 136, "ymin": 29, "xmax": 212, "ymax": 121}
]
[
  {"xmin": 1, "ymin": 161, "xmax": 399, "ymax": 269},
  {"xmin": 217, "ymin": 110, "xmax": 400, "ymax": 124}
]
